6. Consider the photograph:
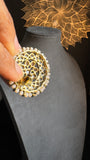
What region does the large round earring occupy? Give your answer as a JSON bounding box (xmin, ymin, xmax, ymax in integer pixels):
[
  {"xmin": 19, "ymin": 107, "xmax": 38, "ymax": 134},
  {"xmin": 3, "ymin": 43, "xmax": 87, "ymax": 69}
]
[{"xmin": 9, "ymin": 47, "xmax": 51, "ymax": 97}]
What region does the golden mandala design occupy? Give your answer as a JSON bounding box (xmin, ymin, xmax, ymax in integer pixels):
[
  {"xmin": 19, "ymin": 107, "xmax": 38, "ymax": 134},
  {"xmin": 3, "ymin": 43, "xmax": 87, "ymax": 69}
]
[
  {"xmin": 9, "ymin": 47, "xmax": 50, "ymax": 97},
  {"xmin": 21, "ymin": 0, "xmax": 90, "ymax": 50}
]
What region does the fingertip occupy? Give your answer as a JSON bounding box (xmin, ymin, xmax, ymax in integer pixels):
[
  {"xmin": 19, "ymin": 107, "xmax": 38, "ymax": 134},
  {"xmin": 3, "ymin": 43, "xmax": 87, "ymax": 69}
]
[
  {"xmin": 8, "ymin": 62, "xmax": 24, "ymax": 82},
  {"xmin": 14, "ymin": 62, "xmax": 23, "ymax": 82}
]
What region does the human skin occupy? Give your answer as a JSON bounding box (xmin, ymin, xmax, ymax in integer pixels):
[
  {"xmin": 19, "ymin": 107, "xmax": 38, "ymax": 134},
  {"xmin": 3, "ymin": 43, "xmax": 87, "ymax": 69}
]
[{"xmin": 0, "ymin": 0, "xmax": 23, "ymax": 81}]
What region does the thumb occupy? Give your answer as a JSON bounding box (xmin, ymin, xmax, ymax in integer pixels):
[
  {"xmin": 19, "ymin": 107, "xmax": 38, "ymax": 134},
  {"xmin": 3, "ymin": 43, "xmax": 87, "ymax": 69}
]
[{"xmin": 0, "ymin": 43, "xmax": 23, "ymax": 82}]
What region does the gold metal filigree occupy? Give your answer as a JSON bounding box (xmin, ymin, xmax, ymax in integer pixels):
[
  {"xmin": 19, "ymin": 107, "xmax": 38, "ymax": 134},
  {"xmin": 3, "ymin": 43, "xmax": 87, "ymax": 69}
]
[
  {"xmin": 9, "ymin": 47, "xmax": 50, "ymax": 97},
  {"xmin": 21, "ymin": 0, "xmax": 90, "ymax": 50}
]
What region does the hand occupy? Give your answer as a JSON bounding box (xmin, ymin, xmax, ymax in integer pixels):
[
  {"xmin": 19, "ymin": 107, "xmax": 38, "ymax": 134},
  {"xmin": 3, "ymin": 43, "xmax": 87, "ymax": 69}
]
[{"xmin": 0, "ymin": 0, "xmax": 23, "ymax": 82}]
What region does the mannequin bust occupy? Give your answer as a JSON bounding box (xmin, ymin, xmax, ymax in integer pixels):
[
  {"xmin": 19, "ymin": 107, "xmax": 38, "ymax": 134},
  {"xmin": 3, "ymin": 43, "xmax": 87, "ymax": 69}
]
[{"xmin": 0, "ymin": 26, "xmax": 86, "ymax": 160}]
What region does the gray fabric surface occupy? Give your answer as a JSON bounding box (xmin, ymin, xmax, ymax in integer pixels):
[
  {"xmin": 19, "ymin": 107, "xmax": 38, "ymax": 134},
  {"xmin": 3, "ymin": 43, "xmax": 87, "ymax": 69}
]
[{"xmin": 0, "ymin": 27, "xmax": 86, "ymax": 160}]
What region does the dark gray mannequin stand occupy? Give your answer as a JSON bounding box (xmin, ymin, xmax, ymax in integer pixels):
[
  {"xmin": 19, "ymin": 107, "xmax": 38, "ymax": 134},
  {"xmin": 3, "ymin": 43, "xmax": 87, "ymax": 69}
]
[{"xmin": 0, "ymin": 27, "xmax": 86, "ymax": 160}]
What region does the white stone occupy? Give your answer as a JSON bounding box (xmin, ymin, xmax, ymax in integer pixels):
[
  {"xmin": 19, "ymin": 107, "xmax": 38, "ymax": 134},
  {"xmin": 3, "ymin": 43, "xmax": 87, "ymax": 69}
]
[
  {"xmin": 19, "ymin": 91, "xmax": 23, "ymax": 96},
  {"xmin": 26, "ymin": 71, "xmax": 29, "ymax": 75},
  {"xmin": 28, "ymin": 93, "xmax": 32, "ymax": 97},
  {"xmin": 41, "ymin": 53, "xmax": 44, "ymax": 56},
  {"xmin": 46, "ymin": 75, "xmax": 50, "ymax": 80},
  {"xmin": 26, "ymin": 47, "xmax": 29, "ymax": 50},
  {"xmin": 30, "ymin": 47, "xmax": 33, "ymax": 50},
  {"xmin": 24, "ymin": 92, "xmax": 29, "ymax": 97},
  {"xmin": 15, "ymin": 88, "xmax": 19, "ymax": 93},
  {"xmin": 34, "ymin": 48, "xmax": 38, "ymax": 52},
  {"xmin": 9, "ymin": 81, "xmax": 14, "ymax": 85},
  {"xmin": 40, "ymin": 86, "xmax": 45, "ymax": 92},
  {"xmin": 37, "ymin": 91, "xmax": 40, "ymax": 95},
  {"xmin": 44, "ymin": 80, "xmax": 49, "ymax": 86},
  {"xmin": 37, "ymin": 50, "xmax": 41, "ymax": 53},
  {"xmin": 22, "ymin": 47, "xmax": 26, "ymax": 51},
  {"xmin": 48, "ymin": 72, "xmax": 51, "ymax": 76},
  {"xmin": 47, "ymin": 64, "xmax": 50, "ymax": 70},
  {"xmin": 12, "ymin": 84, "xmax": 16, "ymax": 89}
]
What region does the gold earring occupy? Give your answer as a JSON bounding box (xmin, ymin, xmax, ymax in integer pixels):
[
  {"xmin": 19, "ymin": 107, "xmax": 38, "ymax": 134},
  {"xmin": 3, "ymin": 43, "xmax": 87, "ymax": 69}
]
[{"xmin": 9, "ymin": 47, "xmax": 51, "ymax": 97}]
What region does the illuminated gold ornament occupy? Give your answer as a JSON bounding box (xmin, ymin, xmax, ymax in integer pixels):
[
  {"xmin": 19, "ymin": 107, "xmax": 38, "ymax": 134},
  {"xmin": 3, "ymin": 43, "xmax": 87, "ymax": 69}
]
[
  {"xmin": 9, "ymin": 47, "xmax": 50, "ymax": 97},
  {"xmin": 21, "ymin": 0, "xmax": 90, "ymax": 49}
]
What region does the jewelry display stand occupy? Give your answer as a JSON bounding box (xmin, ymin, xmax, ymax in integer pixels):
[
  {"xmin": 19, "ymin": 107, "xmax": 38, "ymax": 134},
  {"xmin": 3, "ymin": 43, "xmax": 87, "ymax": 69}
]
[{"xmin": 0, "ymin": 26, "xmax": 86, "ymax": 160}]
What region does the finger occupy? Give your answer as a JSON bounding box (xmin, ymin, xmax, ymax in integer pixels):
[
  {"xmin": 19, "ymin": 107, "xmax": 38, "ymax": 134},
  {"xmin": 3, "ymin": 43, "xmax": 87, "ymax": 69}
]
[
  {"xmin": 0, "ymin": 43, "xmax": 23, "ymax": 82},
  {"xmin": 0, "ymin": 0, "xmax": 21, "ymax": 56}
]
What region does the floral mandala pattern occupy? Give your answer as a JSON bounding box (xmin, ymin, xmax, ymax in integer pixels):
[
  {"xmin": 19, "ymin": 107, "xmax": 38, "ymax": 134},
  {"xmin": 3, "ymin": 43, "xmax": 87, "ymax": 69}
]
[{"xmin": 22, "ymin": 0, "xmax": 90, "ymax": 49}]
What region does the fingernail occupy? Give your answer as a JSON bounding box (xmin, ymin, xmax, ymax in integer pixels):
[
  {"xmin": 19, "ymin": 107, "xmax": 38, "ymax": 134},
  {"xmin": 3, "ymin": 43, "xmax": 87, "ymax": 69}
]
[
  {"xmin": 14, "ymin": 35, "xmax": 21, "ymax": 51},
  {"xmin": 15, "ymin": 61, "xmax": 23, "ymax": 78}
]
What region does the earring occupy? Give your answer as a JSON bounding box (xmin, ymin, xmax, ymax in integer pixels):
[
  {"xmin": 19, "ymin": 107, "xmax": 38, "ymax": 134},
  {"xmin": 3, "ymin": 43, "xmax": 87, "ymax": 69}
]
[{"xmin": 9, "ymin": 47, "xmax": 51, "ymax": 97}]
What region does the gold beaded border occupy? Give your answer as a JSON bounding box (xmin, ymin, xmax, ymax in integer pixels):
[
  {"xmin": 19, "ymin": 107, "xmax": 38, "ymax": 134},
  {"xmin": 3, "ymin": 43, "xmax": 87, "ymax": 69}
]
[{"xmin": 9, "ymin": 47, "xmax": 51, "ymax": 97}]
